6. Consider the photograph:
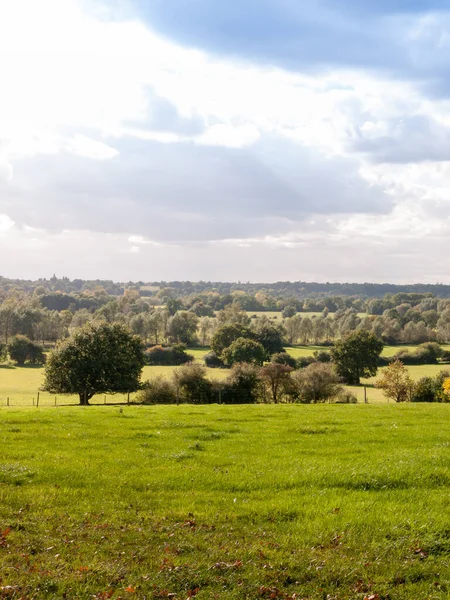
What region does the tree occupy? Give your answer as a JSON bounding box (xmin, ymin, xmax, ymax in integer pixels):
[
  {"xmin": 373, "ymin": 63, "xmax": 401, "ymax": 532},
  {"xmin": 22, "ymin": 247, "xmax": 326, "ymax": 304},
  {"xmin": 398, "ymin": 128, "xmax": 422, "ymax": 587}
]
[
  {"xmin": 221, "ymin": 337, "xmax": 266, "ymax": 367},
  {"xmin": 260, "ymin": 363, "xmax": 293, "ymax": 404},
  {"xmin": 167, "ymin": 311, "xmax": 198, "ymax": 345},
  {"xmin": 331, "ymin": 330, "xmax": 383, "ymax": 385},
  {"xmin": 43, "ymin": 323, "xmax": 145, "ymax": 405},
  {"xmin": 210, "ymin": 323, "xmax": 254, "ymax": 357},
  {"xmin": 198, "ymin": 316, "xmax": 215, "ymax": 346},
  {"xmin": 376, "ymin": 359, "xmax": 413, "ymax": 403},
  {"xmin": 8, "ymin": 335, "xmax": 45, "ymax": 366},
  {"xmin": 0, "ymin": 343, "xmax": 7, "ymax": 363},
  {"xmin": 281, "ymin": 305, "xmax": 296, "ymax": 319},
  {"xmin": 252, "ymin": 321, "xmax": 285, "ymax": 358},
  {"xmin": 291, "ymin": 363, "xmax": 343, "ymax": 404},
  {"xmin": 284, "ymin": 315, "xmax": 302, "ymax": 345}
]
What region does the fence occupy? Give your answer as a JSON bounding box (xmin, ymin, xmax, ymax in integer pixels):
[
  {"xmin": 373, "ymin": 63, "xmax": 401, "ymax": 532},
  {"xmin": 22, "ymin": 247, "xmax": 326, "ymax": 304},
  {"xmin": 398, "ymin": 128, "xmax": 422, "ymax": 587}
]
[
  {"xmin": 0, "ymin": 391, "xmax": 135, "ymax": 407},
  {"xmin": 0, "ymin": 387, "xmax": 369, "ymax": 407}
]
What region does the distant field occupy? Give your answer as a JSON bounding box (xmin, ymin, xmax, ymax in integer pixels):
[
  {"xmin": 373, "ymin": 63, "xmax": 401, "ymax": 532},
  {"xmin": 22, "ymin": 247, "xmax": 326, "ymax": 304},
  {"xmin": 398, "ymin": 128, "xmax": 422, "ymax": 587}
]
[
  {"xmin": 246, "ymin": 311, "xmax": 367, "ymax": 319},
  {"xmin": 1, "ymin": 344, "xmax": 449, "ymax": 407},
  {"xmin": 0, "ymin": 404, "xmax": 449, "ymax": 598},
  {"xmin": 287, "ymin": 344, "xmax": 450, "ymax": 359},
  {"xmin": 382, "ymin": 344, "xmax": 450, "ymax": 357},
  {"xmin": 2, "ymin": 359, "xmax": 450, "ymax": 407},
  {"xmin": 246, "ymin": 311, "xmax": 326, "ymax": 319},
  {"xmin": 0, "ymin": 364, "xmax": 231, "ymax": 407}
]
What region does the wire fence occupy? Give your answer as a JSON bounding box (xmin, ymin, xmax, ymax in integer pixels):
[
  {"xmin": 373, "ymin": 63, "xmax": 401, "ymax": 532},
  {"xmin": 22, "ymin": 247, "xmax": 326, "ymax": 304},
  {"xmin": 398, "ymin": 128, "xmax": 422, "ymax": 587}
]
[
  {"xmin": 0, "ymin": 387, "xmax": 367, "ymax": 407},
  {"xmin": 0, "ymin": 389, "xmax": 269, "ymax": 407},
  {"xmin": 0, "ymin": 391, "xmax": 135, "ymax": 407}
]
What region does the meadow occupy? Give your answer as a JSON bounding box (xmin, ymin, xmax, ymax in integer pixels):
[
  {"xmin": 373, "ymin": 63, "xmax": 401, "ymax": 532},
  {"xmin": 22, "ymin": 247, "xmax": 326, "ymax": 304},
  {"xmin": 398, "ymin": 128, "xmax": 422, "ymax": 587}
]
[
  {"xmin": 2, "ymin": 344, "xmax": 450, "ymax": 406},
  {"xmin": 0, "ymin": 404, "xmax": 449, "ymax": 599}
]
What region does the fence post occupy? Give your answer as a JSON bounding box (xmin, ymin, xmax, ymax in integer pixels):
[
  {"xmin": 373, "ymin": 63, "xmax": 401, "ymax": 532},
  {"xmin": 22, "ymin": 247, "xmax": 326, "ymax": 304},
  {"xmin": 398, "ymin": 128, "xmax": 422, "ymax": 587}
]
[
  {"xmin": 54, "ymin": 396, "xmax": 57, "ymax": 406},
  {"xmin": 37, "ymin": 392, "xmax": 40, "ymax": 408},
  {"xmin": 7, "ymin": 397, "xmax": 9, "ymax": 407},
  {"xmin": 127, "ymin": 392, "xmax": 130, "ymax": 405},
  {"xmin": 364, "ymin": 386, "xmax": 367, "ymax": 404}
]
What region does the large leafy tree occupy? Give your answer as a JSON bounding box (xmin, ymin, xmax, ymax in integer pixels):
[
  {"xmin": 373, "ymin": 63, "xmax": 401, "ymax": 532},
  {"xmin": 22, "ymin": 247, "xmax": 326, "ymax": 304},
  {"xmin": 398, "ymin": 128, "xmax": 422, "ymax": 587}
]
[
  {"xmin": 167, "ymin": 311, "xmax": 198, "ymax": 345},
  {"xmin": 43, "ymin": 323, "xmax": 145, "ymax": 405},
  {"xmin": 253, "ymin": 322, "xmax": 285, "ymax": 358},
  {"xmin": 8, "ymin": 335, "xmax": 45, "ymax": 366},
  {"xmin": 210, "ymin": 323, "xmax": 254, "ymax": 357},
  {"xmin": 221, "ymin": 337, "xmax": 266, "ymax": 367},
  {"xmin": 331, "ymin": 330, "xmax": 383, "ymax": 385}
]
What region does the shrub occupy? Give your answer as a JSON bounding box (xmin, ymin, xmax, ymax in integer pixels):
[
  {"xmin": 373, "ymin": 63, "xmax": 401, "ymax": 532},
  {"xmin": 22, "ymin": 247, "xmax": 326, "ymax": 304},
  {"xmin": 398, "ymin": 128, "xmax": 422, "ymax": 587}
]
[
  {"xmin": 271, "ymin": 352, "xmax": 297, "ymax": 369},
  {"xmin": 412, "ymin": 370, "xmax": 450, "ymax": 403},
  {"xmin": 334, "ymin": 390, "xmax": 358, "ymax": 404},
  {"xmin": 376, "ymin": 359, "xmax": 413, "ymax": 403},
  {"xmin": 137, "ymin": 376, "xmax": 177, "ymax": 404},
  {"xmin": 296, "ymin": 356, "xmax": 316, "ymax": 369},
  {"xmin": 291, "ymin": 362, "xmax": 343, "ymax": 404},
  {"xmin": 313, "ymin": 350, "xmax": 332, "ymax": 363},
  {"xmin": 203, "ymin": 351, "xmax": 225, "ymax": 368},
  {"xmin": 411, "ymin": 377, "xmax": 438, "ymax": 403},
  {"xmin": 173, "ymin": 363, "xmax": 214, "ymax": 404},
  {"xmin": 221, "ymin": 363, "xmax": 262, "ymax": 404},
  {"xmin": 392, "ymin": 343, "xmax": 443, "ymax": 365},
  {"xmin": 260, "ymin": 363, "xmax": 294, "ymax": 403},
  {"xmin": 145, "ymin": 344, "xmax": 193, "ymax": 366}
]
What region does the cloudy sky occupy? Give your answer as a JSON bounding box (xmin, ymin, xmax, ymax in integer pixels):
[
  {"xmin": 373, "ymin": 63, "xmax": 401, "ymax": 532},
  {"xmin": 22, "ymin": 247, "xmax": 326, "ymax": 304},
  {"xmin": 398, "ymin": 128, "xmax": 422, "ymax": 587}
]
[{"xmin": 2, "ymin": 0, "xmax": 450, "ymax": 283}]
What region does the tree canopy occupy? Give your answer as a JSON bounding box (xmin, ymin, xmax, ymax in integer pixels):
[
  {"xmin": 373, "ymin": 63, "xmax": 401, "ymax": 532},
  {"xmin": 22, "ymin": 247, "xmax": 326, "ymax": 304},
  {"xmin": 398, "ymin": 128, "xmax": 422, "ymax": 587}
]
[
  {"xmin": 43, "ymin": 322, "xmax": 145, "ymax": 405},
  {"xmin": 331, "ymin": 330, "xmax": 383, "ymax": 385}
]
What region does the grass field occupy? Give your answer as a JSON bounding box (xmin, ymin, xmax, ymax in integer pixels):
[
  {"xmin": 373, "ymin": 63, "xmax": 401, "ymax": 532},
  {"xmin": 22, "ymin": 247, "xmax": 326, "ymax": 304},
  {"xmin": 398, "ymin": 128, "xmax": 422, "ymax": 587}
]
[
  {"xmin": 0, "ymin": 404, "xmax": 449, "ymax": 599},
  {"xmin": 0, "ymin": 365, "xmax": 231, "ymax": 407},
  {"xmin": 2, "ymin": 357, "xmax": 450, "ymax": 407}
]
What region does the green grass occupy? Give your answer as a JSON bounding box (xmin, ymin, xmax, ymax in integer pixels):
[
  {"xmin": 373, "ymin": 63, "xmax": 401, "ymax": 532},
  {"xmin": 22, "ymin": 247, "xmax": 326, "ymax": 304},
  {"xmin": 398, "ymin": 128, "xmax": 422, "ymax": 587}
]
[
  {"xmin": 0, "ymin": 404, "xmax": 449, "ymax": 598},
  {"xmin": 2, "ymin": 358, "xmax": 450, "ymax": 407},
  {"xmin": 382, "ymin": 344, "xmax": 450, "ymax": 357},
  {"xmin": 285, "ymin": 346, "xmax": 331, "ymax": 358},
  {"xmin": 0, "ymin": 365, "xmax": 231, "ymax": 407}
]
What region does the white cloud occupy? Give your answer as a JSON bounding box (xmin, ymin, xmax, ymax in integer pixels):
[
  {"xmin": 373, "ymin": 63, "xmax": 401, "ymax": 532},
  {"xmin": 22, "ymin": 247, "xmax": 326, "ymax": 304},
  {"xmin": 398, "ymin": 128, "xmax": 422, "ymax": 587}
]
[
  {"xmin": 0, "ymin": 214, "xmax": 14, "ymax": 233},
  {"xmin": 1, "ymin": 0, "xmax": 450, "ymax": 280},
  {"xmin": 66, "ymin": 135, "xmax": 119, "ymax": 160}
]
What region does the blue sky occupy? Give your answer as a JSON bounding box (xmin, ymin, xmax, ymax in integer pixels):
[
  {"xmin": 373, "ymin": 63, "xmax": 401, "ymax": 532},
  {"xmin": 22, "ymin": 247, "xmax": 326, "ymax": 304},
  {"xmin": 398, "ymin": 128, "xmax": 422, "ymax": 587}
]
[
  {"xmin": 1, "ymin": 0, "xmax": 450, "ymax": 282},
  {"xmin": 124, "ymin": 0, "xmax": 450, "ymax": 75}
]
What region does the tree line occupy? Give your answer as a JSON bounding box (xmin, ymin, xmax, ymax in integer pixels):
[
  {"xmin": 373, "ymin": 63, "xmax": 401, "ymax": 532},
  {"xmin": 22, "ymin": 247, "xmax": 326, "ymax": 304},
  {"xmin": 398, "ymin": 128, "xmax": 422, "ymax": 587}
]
[{"xmin": 2, "ymin": 280, "xmax": 450, "ymax": 357}]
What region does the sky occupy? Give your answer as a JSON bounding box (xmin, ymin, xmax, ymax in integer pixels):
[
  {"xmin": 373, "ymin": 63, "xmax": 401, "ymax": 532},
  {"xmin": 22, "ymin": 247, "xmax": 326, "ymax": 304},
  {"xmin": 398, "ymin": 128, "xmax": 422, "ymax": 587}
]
[{"xmin": 2, "ymin": 0, "xmax": 450, "ymax": 283}]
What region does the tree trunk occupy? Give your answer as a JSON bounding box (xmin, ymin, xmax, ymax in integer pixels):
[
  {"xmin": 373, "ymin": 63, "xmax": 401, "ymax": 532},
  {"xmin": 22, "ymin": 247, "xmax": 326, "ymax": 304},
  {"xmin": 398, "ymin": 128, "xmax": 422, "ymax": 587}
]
[{"xmin": 79, "ymin": 390, "xmax": 91, "ymax": 406}]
